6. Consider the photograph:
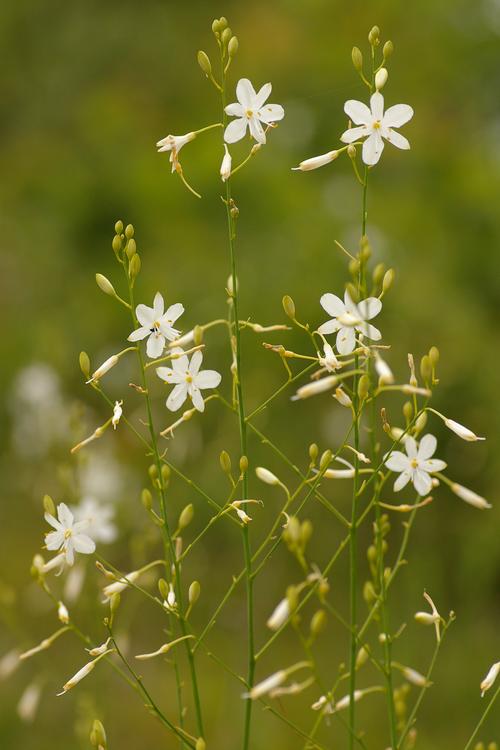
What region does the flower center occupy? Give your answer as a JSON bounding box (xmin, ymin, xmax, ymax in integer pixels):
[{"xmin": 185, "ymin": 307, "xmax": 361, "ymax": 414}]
[
  {"xmin": 246, "ymin": 109, "xmax": 254, "ymax": 118},
  {"xmin": 185, "ymin": 374, "xmax": 193, "ymax": 383},
  {"xmin": 64, "ymin": 529, "xmax": 73, "ymax": 539},
  {"xmin": 410, "ymin": 458, "xmax": 419, "ymax": 469},
  {"xmin": 373, "ymin": 120, "xmax": 382, "ymax": 130}
]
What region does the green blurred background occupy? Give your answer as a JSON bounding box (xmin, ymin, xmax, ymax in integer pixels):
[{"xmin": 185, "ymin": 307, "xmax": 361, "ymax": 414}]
[{"xmin": 1, "ymin": 0, "xmax": 499, "ymax": 747}]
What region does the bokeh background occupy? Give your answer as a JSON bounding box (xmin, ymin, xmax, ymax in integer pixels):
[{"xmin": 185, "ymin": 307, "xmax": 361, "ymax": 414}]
[{"xmin": 1, "ymin": 0, "xmax": 499, "ymax": 747}]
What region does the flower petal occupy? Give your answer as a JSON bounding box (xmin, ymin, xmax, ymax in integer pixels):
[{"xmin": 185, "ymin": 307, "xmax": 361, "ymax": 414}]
[
  {"xmin": 386, "ymin": 129, "xmax": 410, "ymax": 150},
  {"xmin": 418, "ymin": 434, "xmax": 437, "ymax": 460},
  {"xmin": 317, "ymin": 319, "xmax": 340, "ymax": 335},
  {"xmin": 135, "ymin": 304, "xmax": 154, "ymax": 327},
  {"xmin": 357, "ymin": 297, "xmax": 382, "ymax": 320},
  {"xmin": 420, "ymin": 458, "xmax": 447, "ymax": 473},
  {"xmin": 128, "ymin": 326, "xmax": 150, "ymax": 342},
  {"xmin": 58, "ymin": 503, "xmax": 73, "ymax": 527},
  {"xmin": 254, "ymin": 82, "xmax": 272, "ymax": 109},
  {"xmin": 189, "ymin": 350, "xmax": 203, "ymax": 376},
  {"xmin": 46, "ymin": 531, "xmax": 64, "ymax": 550},
  {"xmin": 394, "ymin": 471, "xmax": 411, "ymax": 492},
  {"xmin": 385, "ymin": 451, "xmax": 410, "ymax": 472},
  {"xmin": 340, "ymin": 125, "xmax": 370, "ymax": 144},
  {"xmin": 357, "ymin": 322, "xmax": 382, "ymax": 341},
  {"xmin": 72, "ymin": 534, "xmax": 96, "ymax": 554},
  {"xmin": 167, "ymin": 383, "xmax": 188, "ymax": 412},
  {"xmin": 156, "ymin": 366, "xmax": 184, "ymax": 384},
  {"xmin": 146, "ymin": 333, "xmax": 165, "ymax": 359},
  {"xmin": 362, "ymin": 133, "xmax": 384, "ymax": 166},
  {"xmin": 153, "ymin": 292, "xmax": 164, "ymax": 318},
  {"xmin": 383, "ymin": 104, "xmax": 414, "ymax": 128},
  {"xmin": 320, "ymin": 293, "xmax": 345, "ymax": 318},
  {"xmin": 195, "ymin": 369, "xmax": 222, "ymax": 389},
  {"xmin": 370, "ymin": 92, "xmax": 384, "ymax": 121},
  {"xmin": 344, "ymin": 99, "xmax": 372, "ymax": 125},
  {"xmin": 258, "ymin": 103, "xmax": 284, "ymax": 124},
  {"xmin": 413, "ymin": 470, "xmax": 432, "ymax": 496},
  {"xmin": 171, "ymin": 349, "xmax": 190, "ymax": 373},
  {"xmin": 224, "ymin": 118, "xmax": 248, "ymax": 144},
  {"xmin": 44, "ymin": 513, "xmax": 62, "ymax": 531},
  {"xmin": 225, "ymin": 102, "xmax": 245, "ymax": 117},
  {"xmin": 249, "ymin": 116, "xmax": 266, "ymax": 144},
  {"xmin": 336, "ymin": 326, "xmax": 356, "ymax": 355},
  {"xmin": 163, "ymin": 303, "xmax": 184, "ymax": 325},
  {"xmin": 190, "ymin": 386, "xmax": 205, "ymax": 412},
  {"xmin": 405, "ymin": 437, "xmax": 418, "ymax": 459},
  {"xmin": 236, "ymin": 78, "xmax": 256, "ymax": 107}
]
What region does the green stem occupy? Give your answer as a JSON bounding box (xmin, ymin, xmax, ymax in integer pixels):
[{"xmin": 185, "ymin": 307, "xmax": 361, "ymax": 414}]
[{"xmin": 463, "ymin": 683, "xmax": 500, "ymax": 750}]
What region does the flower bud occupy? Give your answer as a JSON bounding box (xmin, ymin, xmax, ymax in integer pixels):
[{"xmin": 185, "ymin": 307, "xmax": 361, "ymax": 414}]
[
  {"xmin": 429, "ymin": 346, "xmax": 439, "ymax": 366},
  {"xmin": 57, "ymin": 601, "xmax": 69, "ymax": 624},
  {"xmin": 110, "ymin": 592, "xmax": 120, "ymax": 615},
  {"xmin": 197, "ymin": 50, "xmax": 212, "ymax": 75},
  {"xmin": 480, "ymin": 661, "xmax": 500, "ymax": 697},
  {"xmin": 267, "ymin": 597, "xmax": 290, "ymax": 631},
  {"xmin": 356, "ymin": 645, "xmax": 369, "ymax": 669},
  {"xmin": 125, "ymin": 224, "xmax": 134, "ymax": 239},
  {"xmin": 375, "ymin": 67, "xmax": 388, "ymax": 91},
  {"xmin": 309, "ymin": 443, "xmax": 319, "ymax": 462},
  {"xmin": 161, "ymin": 464, "xmax": 170, "ymax": 484},
  {"xmin": 211, "ymin": 19, "xmax": 221, "ymax": 33},
  {"xmin": 221, "ymin": 27, "xmax": 232, "ymax": 44},
  {"xmin": 345, "ymin": 281, "xmax": 358, "ymax": 302},
  {"xmin": 334, "ymin": 387, "xmax": 353, "ymax": 407},
  {"xmin": 403, "ymin": 401, "xmax": 413, "ymax": 421},
  {"xmin": 129, "ymin": 253, "xmax": 141, "ymax": 281},
  {"xmin": 368, "ymin": 25, "xmax": 380, "ymax": 45},
  {"xmin": 79, "ymin": 351, "xmax": 91, "ymax": 379},
  {"xmin": 193, "ymin": 324, "xmax": 204, "ymax": 345},
  {"xmin": 95, "ymin": 274, "xmax": 116, "ymax": 297},
  {"xmin": 178, "ymin": 503, "xmax": 194, "ymax": 529},
  {"xmin": 43, "ymin": 494, "xmax": 56, "ymax": 517},
  {"xmin": 383, "ymin": 40, "xmax": 394, "ymax": 58},
  {"xmin": 282, "ymin": 294, "xmax": 296, "ymax": 319},
  {"xmin": 420, "ymin": 354, "xmax": 432, "ymax": 383},
  {"xmin": 319, "ymin": 449, "xmax": 332, "ymax": 473},
  {"xmin": 255, "ymin": 467, "xmax": 280, "ymax": 486},
  {"xmin": 357, "ymin": 373, "xmax": 370, "ymax": 400},
  {"xmin": 189, "ymin": 580, "xmax": 201, "ymax": 605},
  {"xmin": 228, "ymin": 36, "xmax": 238, "ymax": 57},
  {"xmin": 158, "ymin": 578, "xmax": 169, "ymax": 600},
  {"xmin": 196, "ymin": 739, "xmax": 206, "ymax": 750},
  {"xmin": 220, "ymin": 450, "xmax": 232, "ymax": 474},
  {"xmin": 114, "ymin": 220, "xmax": 123, "ymax": 234},
  {"xmin": 382, "ymin": 268, "xmax": 395, "ymax": 292},
  {"xmin": 450, "ymin": 483, "xmax": 491, "ymax": 510},
  {"xmin": 90, "ymin": 719, "xmax": 107, "ymax": 748},
  {"xmin": 126, "ymin": 238, "xmax": 136, "ymax": 260},
  {"xmin": 292, "ymin": 376, "xmax": 338, "ymax": 401},
  {"xmin": 372, "ymin": 262, "xmax": 385, "ymax": 285},
  {"xmin": 293, "ymin": 151, "xmax": 338, "ymax": 171},
  {"xmin": 112, "ymin": 235, "xmax": 122, "ymax": 256},
  {"xmin": 351, "ymin": 46, "xmax": 363, "ymax": 71},
  {"xmin": 239, "ymin": 455, "xmax": 249, "ymax": 473},
  {"xmin": 310, "ymin": 609, "xmax": 327, "ymax": 636}
]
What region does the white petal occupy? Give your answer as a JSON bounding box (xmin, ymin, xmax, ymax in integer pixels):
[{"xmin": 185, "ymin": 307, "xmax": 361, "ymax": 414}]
[
  {"xmin": 336, "ymin": 327, "xmax": 356, "ymax": 355},
  {"xmin": 394, "ymin": 471, "xmax": 411, "ymax": 492},
  {"xmin": 146, "ymin": 333, "xmax": 165, "ymax": 359},
  {"xmin": 224, "ymin": 118, "xmax": 248, "ymax": 144},
  {"xmin": 167, "ymin": 383, "xmax": 188, "ymax": 412},
  {"xmin": 418, "ymin": 434, "xmax": 437, "ymax": 460},
  {"xmin": 171, "ymin": 350, "xmax": 190, "ymax": 373},
  {"xmin": 357, "ymin": 322, "xmax": 382, "ymax": 341},
  {"xmin": 386, "ymin": 129, "xmax": 410, "ymax": 150},
  {"xmin": 58, "ymin": 503, "xmax": 73, "ymax": 527},
  {"xmin": 344, "ymin": 99, "xmax": 372, "ymax": 125},
  {"xmin": 72, "ymin": 534, "xmax": 96, "ymax": 554},
  {"xmin": 249, "ymin": 116, "xmax": 266, "ymax": 144},
  {"xmin": 135, "ymin": 304, "xmax": 154, "ymax": 327},
  {"xmin": 128, "ymin": 326, "xmax": 149, "ymax": 342},
  {"xmin": 258, "ymin": 103, "xmax": 284, "ymax": 124},
  {"xmin": 156, "ymin": 366, "xmax": 184, "ymax": 384},
  {"xmin": 189, "ymin": 350, "xmax": 203, "ymax": 376},
  {"xmin": 413, "ymin": 470, "xmax": 432, "ymax": 496},
  {"xmin": 163, "ymin": 302, "xmax": 184, "ymax": 325},
  {"xmin": 340, "ymin": 125, "xmax": 370, "ymax": 144},
  {"xmin": 320, "ymin": 293, "xmax": 345, "ymax": 318},
  {"xmin": 370, "ymin": 92, "xmax": 384, "ymax": 120},
  {"xmin": 419, "ymin": 458, "xmax": 447, "ymax": 473},
  {"xmin": 317, "ymin": 319, "xmax": 340, "ymax": 335},
  {"xmin": 44, "ymin": 513, "xmax": 62, "ymax": 531},
  {"xmin": 159, "ymin": 322, "xmax": 179, "ymax": 342},
  {"xmin": 65, "ymin": 544, "xmax": 75, "ymax": 566},
  {"xmin": 225, "ymin": 102, "xmax": 245, "ymax": 117},
  {"xmin": 153, "ymin": 292, "xmax": 164, "ymax": 318},
  {"xmin": 357, "ymin": 297, "xmax": 382, "ymax": 320},
  {"xmin": 236, "ymin": 78, "xmax": 256, "ymax": 107},
  {"xmin": 405, "ymin": 436, "xmax": 418, "ymax": 459},
  {"xmin": 385, "ymin": 452, "xmax": 410, "ymax": 472},
  {"xmin": 195, "ymin": 369, "xmax": 222, "ymax": 389},
  {"xmin": 190, "ymin": 386, "xmax": 205, "ymax": 412},
  {"xmin": 46, "ymin": 531, "xmax": 64, "ymax": 550},
  {"xmin": 362, "ymin": 133, "xmax": 384, "ymax": 166},
  {"xmin": 383, "ymin": 104, "xmax": 414, "ymax": 128},
  {"xmin": 254, "ymin": 82, "xmax": 272, "ymax": 109}
]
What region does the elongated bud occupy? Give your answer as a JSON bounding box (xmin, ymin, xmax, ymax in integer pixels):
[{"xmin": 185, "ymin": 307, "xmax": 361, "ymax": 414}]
[
  {"xmin": 351, "ymin": 46, "xmax": 363, "ymax": 71},
  {"xmin": 292, "ymin": 376, "xmax": 338, "ymax": 401},
  {"xmin": 255, "ymin": 467, "xmax": 280, "ymax": 486},
  {"xmin": 309, "ymin": 443, "xmax": 319, "ymax": 462},
  {"xmin": 429, "ymin": 346, "xmax": 439, "ymax": 366},
  {"xmin": 218, "ymin": 16, "xmax": 228, "ymax": 29},
  {"xmin": 96, "ymin": 274, "xmax": 116, "ymax": 297},
  {"xmin": 126, "ymin": 238, "xmax": 136, "ymax": 260},
  {"xmin": 149, "ymin": 464, "xmax": 158, "ymax": 481},
  {"xmin": 239, "ymin": 455, "xmax": 248, "ymax": 473},
  {"xmin": 480, "ymin": 661, "xmax": 500, "ymax": 697},
  {"xmin": 319, "ymin": 449, "xmax": 332, "ymax": 473},
  {"xmin": 90, "ymin": 719, "xmax": 107, "ymax": 748},
  {"xmin": 372, "ymin": 262, "xmax": 385, "ymax": 285},
  {"xmin": 382, "ymin": 268, "xmax": 395, "ymax": 292},
  {"xmin": 282, "ymin": 294, "xmax": 296, "ymax": 319},
  {"xmin": 197, "ymin": 50, "xmax": 212, "ymax": 75},
  {"xmin": 79, "ymin": 351, "xmax": 91, "ymax": 379},
  {"xmin": 357, "ymin": 373, "xmax": 370, "ymax": 400},
  {"xmin": 112, "ymin": 235, "xmax": 122, "ymax": 256},
  {"xmin": 129, "ymin": 253, "xmax": 141, "ymax": 281},
  {"xmin": 86, "ymin": 355, "xmax": 118, "ymax": 385},
  {"xmin": 178, "ymin": 503, "xmax": 194, "ymax": 529},
  {"xmin": 415, "ymin": 412, "xmax": 427, "ymax": 433},
  {"xmin": 110, "ymin": 592, "xmax": 120, "ymax": 615},
  {"xmin": 403, "ymin": 401, "xmax": 413, "ymax": 421},
  {"xmin": 310, "ymin": 609, "xmax": 327, "ymax": 636},
  {"xmin": 161, "ymin": 464, "xmax": 170, "ymax": 484},
  {"xmin": 196, "ymin": 739, "xmax": 206, "ymax": 750},
  {"xmin": 335, "ymin": 387, "xmax": 353, "ymax": 407},
  {"xmin": 125, "ymin": 224, "xmax": 134, "ymax": 239},
  {"xmin": 221, "ymin": 27, "xmax": 232, "ymax": 44},
  {"xmin": 220, "ymin": 450, "xmax": 232, "ymax": 474},
  {"xmin": 368, "ymin": 25, "xmax": 380, "ymax": 45},
  {"xmin": 57, "ymin": 601, "xmax": 69, "ymax": 625},
  {"xmin": 212, "ymin": 19, "xmax": 221, "ymax": 34},
  {"xmin": 383, "ymin": 40, "xmax": 394, "ymax": 58},
  {"xmin": 114, "ymin": 220, "xmax": 123, "ymax": 234},
  {"xmin": 228, "ymin": 36, "xmax": 238, "ymax": 56},
  {"xmin": 444, "ymin": 418, "xmax": 485, "ymax": 442},
  {"xmin": 292, "ymin": 151, "xmax": 338, "ymax": 171},
  {"xmin": 375, "ymin": 67, "xmax": 388, "ymax": 91},
  {"xmin": 267, "ymin": 597, "xmax": 290, "ymax": 631},
  {"xmin": 450, "ymin": 483, "xmax": 491, "ymax": 510},
  {"xmin": 158, "ymin": 578, "xmax": 169, "ymax": 600},
  {"xmin": 420, "ymin": 355, "xmax": 432, "ymax": 382},
  {"xmin": 43, "ymin": 494, "xmax": 56, "ymax": 517},
  {"xmin": 356, "ymin": 645, "xmax": 369, "ymax": 669},
  {"xmin": 141, "ymin": 488, "xmax": 152, "ymax": 510},
  {"xmin": 189, "ymin": 580, "xmax": 201, "ymax": 605}
]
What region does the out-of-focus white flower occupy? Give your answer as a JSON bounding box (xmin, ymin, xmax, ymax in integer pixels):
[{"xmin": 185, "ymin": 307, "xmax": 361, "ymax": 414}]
[
  {"xmin": 318, "ymin": 290, "xmax": 382, "ymax": 354},
  {"xmin": 334, "ymin": 387, "xmax": 352, "ymax": 408},
  {"xmin": 17, "ymin": 681, "xmax": 42, "ymax": 723},
  {"xmin": 45, "ymin": 503, "xmax": 95, "ymax": 566},
  {"xmin": 401, "ymin": 666, "xmax": 430, "ymax": 687},
  {"xmin": 267, "ymin": 598, "xmax": 290, "ymax": 631},
  {"xmin": 157, "ymin": 348, "xmax": 221, "ymax": 412},
  {"xmin": 112, "ymin": 400, "xmax": 123, "ymax": 429},
  {"xmin": 340, "ymin": 92, "xmax": 413, "ymax": 166},
  {"xmin": 86, "ymin": 638, "xmax": 112, "ymax": 657},
  {"xmin": 224, "ymin": 78, "xmax": 284, "ymax": 145},
  {"xmin": 292, "ymin": 150, "xmax": 339, "ymax": 172},
  {"xmin": 57, "ymin": 650, "xmax": 113, "ymax": 696},
  {"xmin": 450, "ymin": 483, "xmax": 491, "ymax": 510},
  {"xmin": 156, "ymin": 132, "xmax": 196, "ymax": 172},
  {"xmin": 0, "ymin": 649, "xmax": 20, "ymax": 679},
  {"xmin": 322, "ymin": 457, "xmax": 355, "ymax": 479},
  {"xmin": 242, "ymin": 670, "xmax": 287, "ymax": 699},
  {"xmin": 57, "ymin": 601, "xmax": 69, "ymax": 625},
  {"xmin": 72, "ymin": 498, "xmax": 118, "ymax": 544},
  {"xmin": 135, "ymin": 635, "xmax": 193, "ymax": 660},
  {"xmin": 375, "ymin": 353, "xmax": 394, "ymax": 384},
  {"xmin": 384, "ymin": 434, "xmax": 446, "ymax": 496},
  {"xmin": 291, "ymin": 376, "xmax": 338, "ymax": 401},
  {"xmin": 480, "ymin": 661, "xmax": 500, "ymax": 697},
  {"xmin": 102, "ymin": 570, "xmax": 141, "ymax": 600},
  {"xmin": 128, "ymin": 292, "xmax": 184, "ymax": 359},
  {"xmin": 220, "ymin": 144, "xmax": 232, "ymax": 181},
  {"xmin": 318, "ymin": 343, "xmax": 340, "ymax": 372}
]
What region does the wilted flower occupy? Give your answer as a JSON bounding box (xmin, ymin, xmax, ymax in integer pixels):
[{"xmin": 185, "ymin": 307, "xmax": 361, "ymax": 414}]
[
  {"xmin": 318, "ymin": 290, "xmax": 382, "ymax": 354},
  {"xmin": 480, "ymin": 661, "xmax": 500, "ymax": 697},
  {"xmin": 156, "ymin": 348, "xmax": 221, "ymax": 412},
  {"xmin": 224, "ymin": 78, "xmax": 284, "ymax": 145},
  {"xmin": 45, "ymin": 503, "xmax": 95, "ymax": 566},
  {"xmin": 156, "ymin": 132, "xmax": 196, "ymax": 172},
  {"xmin": 128, "ymin": 292, "xmax": 184, "ymax": 359},
  {"xmin": 384, "ymin": 434, "xmax": 446, "ymax": 496},
  {"xmin": 292, "ymin": 150, "xmax": 339, "ymax": 172},
  {"xmin": 340, "ymin": 92, "xmax": 413, "ymax": 166},
  {"xmin": 112, "ymin": 400, "xmax": 123, "ymax": 429},
  {"xmin": 220, "ymin": 144, "xmax": 232, "ymax": 181},
  {"xmin": 57, "ymin": 650, "xmax": 113, "ymax": 696}
]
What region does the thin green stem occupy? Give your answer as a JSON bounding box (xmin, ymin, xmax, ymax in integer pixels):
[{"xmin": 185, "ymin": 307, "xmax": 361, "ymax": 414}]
[{"xmin": 463, "ymin": 683, "xmax": 500, "ymax": 750}]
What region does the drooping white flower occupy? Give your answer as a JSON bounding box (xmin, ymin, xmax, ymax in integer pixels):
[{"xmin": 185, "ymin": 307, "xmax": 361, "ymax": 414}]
[
  {"xmin": 220, "ymin": 144, "xmax": 232, "ymax": 181},
  {"xmin": 322, "ymin": 457, "xmax": 355, "ymax": 479},
  {"xmin": 128, "ymin": 292, "xmax": 184, "ymax": 359},
  {"xmin": 292, "ymin": 150, "xmax": 339, "ymax": 172},
  {"xmin": 224, "ymin": 78, "xmax": 284, "ymax": 145},
  {"xmin": 156, "ymin": 348, "xmax": 221, "ymax": 412},
  {"xmin": 340, "ymin": 92, "xmax": 414, "ymax": 166},
  {"xmin": 45, "ymin": 503, "xmax": 96, "ymax": 566},
  {"xmin": 57, "ymin": 650, "xmax": 113, "ymax": 696},
  {"xmin": 384, "ymin": 434, "xmax": 446, "ymax": 496},
  {"xmin": 72, "ymin": 498, "xmax": 117, "ymax": 544},
  {"xmin": 480, "ymin": 661, "xmax": 500, "ymax": 697},
  {"xmin": 318, "ymin": 343, "xmax": 340, "ymax": 372},
  {"xmin": 156, "ymin": 132, "xmax": 196, "ymax": 172},
  {"xmin": 112, "ymin": 400, "xmax": 123, "ymax": 430},
  {"xmin": 318, "ymin": 290, "xmax": 382, "ymax": 354}
]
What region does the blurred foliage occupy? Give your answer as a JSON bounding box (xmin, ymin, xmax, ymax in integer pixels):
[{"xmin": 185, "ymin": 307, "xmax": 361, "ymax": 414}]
[{"xmin": 1, "ymin": 0, "xmax": 499, "ymax": 748}]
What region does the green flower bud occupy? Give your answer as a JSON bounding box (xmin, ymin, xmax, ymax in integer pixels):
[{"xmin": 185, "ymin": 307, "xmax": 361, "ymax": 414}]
[
  {"xmin": 197, "ymin": 50, "xmax": 212, "ymax": 75},
  {"xmin": 90, "ymin": 719, "xmax": 107, "ymax": 748},
  {"xmin": 351, "ymin": 46, "xmax": 363, "ymax": 71},
  {"xmin": 310, "ymin": 609, "xmax": 327, "ymax": 636},
  {"xmin": 372, "ymin": 262, "xmax": 385, "ymax": 285},
  {"xmin": 319, "ymin": 449, "xmax": 332, "ymax": 472},
  {"xmin": 345, "ymin": 282, "xmax": 359, "ymax": 302},
  {"xmin": 129, "ymin": 253, "xmax": 141, "ymax": 281},
  {"xmin": 189, "ymin": 580, "xmax": 201, "ymax": 605},
  {"xmin": 415, "ymin": 412, "xmax": 427, "ymax": 433},
  {"xmin": 148, "ymin": 464, "xmax": 158, "ymax": 481},
  {"xmin": 420, "ymin": 354, "xmax": 432, "ymax": 383},
  {"xmin": 282, "ymin": 294, "xmax": 296, "ymax": 319},
  {"xmin": 363, "ymin": 580, "xmax": 376, "ymax": 604},
  {"xmin": 239, "ymin": 455, "xmax": 249, "ymax": 474},
  {"xmin": 178, "ymin": 503, "xmax": 194, "ymax": 530},
  {"xmin": 301, "ymin": 519, "xmax": 313, "ymax": 544},
  {"xmin": 403, "ymin": 401, "xmax": 413, "ymax": 421},
  {"xmin": 358, "ymin": 373, "xmax": 370, "ymax": 400},
  {"xmin": 309, "ymin": 443, "xmax": 319, "ymax": 462},
  {"xmin": 367, "ymin": 544, "xmax": 377, "ymax": 563},
  {"xmin": 110, "ymin": 592, "xmax": 120, "ymax": 614},
  {"xmin": 221, "ymin": 27, "xmax": 232, "ymax": 45},
  {"xmin": 193, "ymin": 325, "xmax": 204, "ymax": 345},
  {"xmin": 349, "ymin": 258, "xmax": 360, "ymax": 276},
  {"xmin": 125, "ymin": 224, "xmax": 134, "ymax": 239},
  {"xmin": 219, "ymin": 16, "xmax": 228, "ymax": 29},
  {"xmin": 228, "ymin": 36, "xmax": 238, "ymax": 57},
  {"xmin": 220, "ymin": 450, "xmax": 232, "ymax": 474},
  {"xmin": 347, "ymin": 143, "xmax": 357, "ymax": 159},
  {"xmin": 383, "ymin": 40, "xmax": 394, "ymax": 59},
  {"xmin": 96, "ymin": 273, "xmax": 116, "ymax": 297},
  {"xmin": 429, "ymin": 346, "xmax": 439, "ymax": 366},
  {"xmin": 114, "ymin": 220, "xmax": 123, "ymax": 234},
  {"xmin": 79, "ymin": 350, "xmax": 91, "ymax": 379},
  {"xmin": 43, "ymin": 494, "xmax": 56, "ymax": 516},
  {"xmin": 112, "ymin": 234, "xmax": 122, "ymax": 256},
  {"xmin": 196, "ymin": 739, "xmax": 206, "ymax": 750},
  {"xmin": 141, "ymin": 488, "xmax": 152, "ymax": 511},
  {"xmin": 158, "ymin": 578, "xmax": 169, "ymax": 599},
  {"xmin": 382, "ymin": 268, "xmax": 395, "ymax": 292},
  {"xmin": 126, "ymin": 238, "xmax": 136, "ymax": 260},
  {"xmin": 368, "ymin": 25, "xmax": 380, "ymax": 46}
]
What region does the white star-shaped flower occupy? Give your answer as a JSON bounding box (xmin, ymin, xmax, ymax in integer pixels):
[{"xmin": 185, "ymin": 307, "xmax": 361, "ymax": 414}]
[
  {"xmin": 340, "ymin": 92, "xmax": 413, "ymax": 166},
  {"xmin": 156, "ymin": 132, "xmax": 196, "ymax": 172},
  {"xmin": 45, "ymin": 503, "xmax": 96, "ymax": 566},
  {"xmin": 224, "ymin": 78, "xmax": 284, "ymax": 145},
  {"xmin": 318, "ymin": 290, "xmax": 382, "ymax": 354},
  {"xmin": 156, "ymin": 348, "xmax": 222, "ymax": 412},
  {"xmin": 72, "ymin": 498, "xmax": 117, "ymax": 544},
  {"xmin": 128, "ymin": 292, "xmax": 184, "ymax": 359},
  {"xmin": 385, "ymin": 434, "xmax": 447, "ymax": 496}
]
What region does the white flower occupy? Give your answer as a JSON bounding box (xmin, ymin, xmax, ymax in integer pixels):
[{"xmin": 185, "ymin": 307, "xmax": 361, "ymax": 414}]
[
  {"xmin": 17, "ymin": 681, "xmax": 42, "ymax": 723},
  {"xmin": 156, "ymin": 348, "xmax": 221, "ymax": 412},
  {"xmin": 318, "ymin": 343, "xmax": 340, "ymax": 372},
  {"xmin": 224, "ymin": 78, "xmax": 284, "ymax": 145},
  {"xmin": 374, "ymin": 353, "xmax": 394, "ymax": 384},
  {"xmin": 480, "ymin": 661, "xmax": 500, "ymax": 697},
  {"xmin": 292, "ymin": 150, "xmax": 339, "ymax": 172},
  {"xmin": 45, "ymin": 503, "xmax": 96, "ymax": 566},
  {"xmin": 340, "ymin": 92, "xmax": 414, "ymax": 166},
  {"xmin": 401, "ymin": 667, "xmax": 430, "ymax": 687},
  {"xmin": 450, "ymin": 483, "xmax": 491, "ymax": 510},
  {"xmin": 57, "ymin": 650, "xmax": 113, "ymax": 696},
  {"xmin": 267, "ymin": 598, "xmax": 290, "ymax": 631},
  {"xmin": 291, "ymin": 375, "xmax": 338, "ymax": 401},
  {"xmin": 112, "ymin": 400, "xmax": 123, "ymax": 429},
  {"xmin": 318, "ymin": 290, "xmax": 382, "ymax": 354},
  {"xmin": 102, "ymin": 570, "xmax": 141, "ymax": 600},
  {"xmin": 72, "ymin": 498, "xmax": 117, "ymax": 544},
  {"xmin": 128, "ymin": 292, "xmax": 184, "ymax": 359},
  {"xmin": 243, "ymin": 670, "xmax": 287, "ymax": 699},
  {"xmin": 414, "ymin": 591, "xmax": 442, "ymax": 642},
  {"xmin": 220, "ymin": 144, "xmax": 232, "ymax": 181},
  {"xmin": 156, "ymin": 132, "xmax": 196, "ymax": 172},
  {"xmin": 384, "ymin": 434, "xmax": 446, "ymax": 496}
]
